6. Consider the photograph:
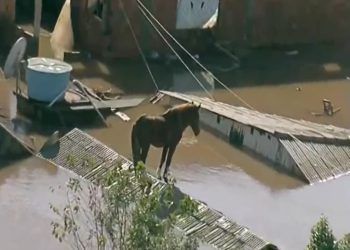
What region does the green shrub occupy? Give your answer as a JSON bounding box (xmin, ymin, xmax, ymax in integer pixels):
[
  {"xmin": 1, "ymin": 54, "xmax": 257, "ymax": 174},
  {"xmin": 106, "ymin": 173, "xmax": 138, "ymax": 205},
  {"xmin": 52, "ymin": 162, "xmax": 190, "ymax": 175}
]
[{"xmin": 50, "ymin": 162, "xmax": 198, "ymax": 250}]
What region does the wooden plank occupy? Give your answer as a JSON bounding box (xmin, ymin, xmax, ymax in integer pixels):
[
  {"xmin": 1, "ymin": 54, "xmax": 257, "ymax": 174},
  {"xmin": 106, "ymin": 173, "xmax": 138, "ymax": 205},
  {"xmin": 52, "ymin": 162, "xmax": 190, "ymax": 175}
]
[
  {"xmin": 149, "ymin": 92, "xmax": 165, "ymax": 104},
  {"xmin": 70, "ymin": 97, "xmax": 145, "ymax": 111}
]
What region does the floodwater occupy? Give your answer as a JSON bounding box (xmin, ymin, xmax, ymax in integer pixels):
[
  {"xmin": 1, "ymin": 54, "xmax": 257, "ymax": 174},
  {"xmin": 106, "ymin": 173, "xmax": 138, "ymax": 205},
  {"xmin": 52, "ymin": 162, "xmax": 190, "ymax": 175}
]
[
  {"xmin": 0, "ymin": 157, "xmax": 70, "ymax": 250},
  {"xmin": 1, "ymin": 45, "xmax": 350, "ymax": 249}
]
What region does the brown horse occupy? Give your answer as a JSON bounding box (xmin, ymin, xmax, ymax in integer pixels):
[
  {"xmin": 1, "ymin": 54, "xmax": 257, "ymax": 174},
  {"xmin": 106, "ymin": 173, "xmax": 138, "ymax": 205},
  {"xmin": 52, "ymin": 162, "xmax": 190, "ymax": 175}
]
[{"xmin": 131, "ymin": 102, "xmax": 201, "ymax": 182}]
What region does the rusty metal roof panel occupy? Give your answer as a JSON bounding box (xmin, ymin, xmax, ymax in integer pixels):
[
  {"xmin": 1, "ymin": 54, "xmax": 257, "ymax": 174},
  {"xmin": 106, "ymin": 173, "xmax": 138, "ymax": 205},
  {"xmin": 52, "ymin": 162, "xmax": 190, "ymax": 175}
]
[{"xmin": 37, "ymin": 128, "xmax": 275, "ymax": 250}]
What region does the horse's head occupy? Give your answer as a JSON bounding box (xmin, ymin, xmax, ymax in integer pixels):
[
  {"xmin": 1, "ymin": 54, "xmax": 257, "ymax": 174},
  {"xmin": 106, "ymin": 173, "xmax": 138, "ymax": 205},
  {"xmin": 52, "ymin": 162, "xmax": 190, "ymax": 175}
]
[
  {"xmin": 163, "ymin": 102, "xmax": 201, "ymax": 136},
  {"xmin": 188, "ymin": 102, "xmax": 201, "ymax": 136}
]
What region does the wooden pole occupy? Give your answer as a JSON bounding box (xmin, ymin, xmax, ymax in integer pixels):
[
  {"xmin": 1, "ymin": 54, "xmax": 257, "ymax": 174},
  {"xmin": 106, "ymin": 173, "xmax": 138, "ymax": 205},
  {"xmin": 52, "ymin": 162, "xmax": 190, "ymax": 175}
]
[
  {"xmin": 72, "ymin": 80, "xmax": 108, "ymax": 127},
  {"xmin": 34, "ymin": 0, "xmax": 42, "ymax": 39}
]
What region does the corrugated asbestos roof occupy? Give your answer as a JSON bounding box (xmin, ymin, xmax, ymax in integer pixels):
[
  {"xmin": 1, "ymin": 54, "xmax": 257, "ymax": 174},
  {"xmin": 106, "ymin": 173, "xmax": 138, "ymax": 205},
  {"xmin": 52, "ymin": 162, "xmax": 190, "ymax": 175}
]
[
  {"xmin": 160, "ymin": 91, "xmax": 350, "ymax": 142},
  {"xmin": 37, "ymin": 128, "xmax": 275, "ymax": 250},
  {"xmin": 160, "ymin": 91, "xmax": 350, "ymax": 184},
  {"xmin": 280, "ymin": 139, "xmax": 350, "ymax": 184}
]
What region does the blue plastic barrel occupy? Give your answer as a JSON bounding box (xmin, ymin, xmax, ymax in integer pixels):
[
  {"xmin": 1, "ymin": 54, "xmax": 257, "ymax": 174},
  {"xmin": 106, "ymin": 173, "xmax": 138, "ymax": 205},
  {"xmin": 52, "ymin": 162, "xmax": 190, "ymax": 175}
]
[{"xmin": 26, "ymin": 57, "xmax": 72, "ymax": 102}]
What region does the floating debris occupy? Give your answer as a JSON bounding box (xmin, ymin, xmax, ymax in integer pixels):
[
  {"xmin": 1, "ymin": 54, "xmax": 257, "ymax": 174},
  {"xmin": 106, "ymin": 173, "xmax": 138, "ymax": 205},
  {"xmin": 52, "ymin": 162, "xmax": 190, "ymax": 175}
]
[
  {"xmin": 114, "ymin": 111, "xmax": 130, "ymax": 122},
  {"xmin": 311, "ymin": 99, "xmax": 341, "ymax": 117}
]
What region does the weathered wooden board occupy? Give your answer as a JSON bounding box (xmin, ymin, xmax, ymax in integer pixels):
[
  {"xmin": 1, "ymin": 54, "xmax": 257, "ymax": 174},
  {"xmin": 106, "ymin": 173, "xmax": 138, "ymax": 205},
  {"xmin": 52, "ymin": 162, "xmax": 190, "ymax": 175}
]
[{"xmin": 70, "ymin": 97, "xmax": 145, "ymax": 111}]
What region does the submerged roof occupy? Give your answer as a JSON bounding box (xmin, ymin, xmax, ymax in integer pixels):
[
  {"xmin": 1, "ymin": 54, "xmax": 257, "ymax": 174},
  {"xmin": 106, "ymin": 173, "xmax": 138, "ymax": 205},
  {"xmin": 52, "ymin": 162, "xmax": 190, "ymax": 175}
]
[
  {"xmin": 37, "ymin": 128, "xmax": 275, "ymax": 250},
  {"xmin": 160, "ymin": 91, "xmax": 350, "ymax": 142},
  {"xmin": 281, "ymin": 139, "xmax": 350, "ymax": 184}
]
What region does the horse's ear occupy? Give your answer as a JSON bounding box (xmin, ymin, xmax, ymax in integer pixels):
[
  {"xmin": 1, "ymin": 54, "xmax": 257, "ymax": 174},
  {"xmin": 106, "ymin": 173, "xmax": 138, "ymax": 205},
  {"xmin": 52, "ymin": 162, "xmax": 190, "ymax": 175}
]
[
  {"xmin": 191, "ymin": 101, "xmax": 194, "ymax": 105},
  {"xmin": 197, "ymin": 103, "xmax": 201, "ymax": 109}
]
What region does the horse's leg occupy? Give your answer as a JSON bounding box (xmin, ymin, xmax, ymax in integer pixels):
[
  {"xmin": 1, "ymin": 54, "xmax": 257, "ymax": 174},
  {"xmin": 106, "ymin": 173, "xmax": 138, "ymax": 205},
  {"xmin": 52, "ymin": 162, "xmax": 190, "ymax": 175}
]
[
  {"xmin": 140, "ymin": 143, "xmax": 150, "ymax": 164},
  {"xmin": 157, "ymin": 146, "xmax": 168, "ymax": 179},
  {"xmin": 163, "ymin": 145, "xmax": 176, "ymax": 183}
]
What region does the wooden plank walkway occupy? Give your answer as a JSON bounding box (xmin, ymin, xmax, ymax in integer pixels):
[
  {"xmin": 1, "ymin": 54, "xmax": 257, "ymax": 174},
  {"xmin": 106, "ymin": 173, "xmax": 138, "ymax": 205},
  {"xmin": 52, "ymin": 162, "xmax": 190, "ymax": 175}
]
[{"xmin": 37, "ymin": 128, "xmax": 276, "ymax": 250}]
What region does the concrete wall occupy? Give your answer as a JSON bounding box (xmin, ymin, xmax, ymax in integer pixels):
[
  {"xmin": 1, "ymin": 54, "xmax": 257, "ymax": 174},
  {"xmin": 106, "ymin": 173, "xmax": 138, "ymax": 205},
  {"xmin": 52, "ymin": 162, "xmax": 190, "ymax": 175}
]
[{"xmin": 216, "ymin": 0, "xmax": 350, "ymax": 47}]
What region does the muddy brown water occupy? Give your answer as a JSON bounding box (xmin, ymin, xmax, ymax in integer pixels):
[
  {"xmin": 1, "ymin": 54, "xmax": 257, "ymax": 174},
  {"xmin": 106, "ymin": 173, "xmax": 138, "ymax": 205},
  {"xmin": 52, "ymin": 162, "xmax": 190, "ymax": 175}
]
[{"xmin": 1, "ymin": 50, "xmax": 350, "ymax": 249}]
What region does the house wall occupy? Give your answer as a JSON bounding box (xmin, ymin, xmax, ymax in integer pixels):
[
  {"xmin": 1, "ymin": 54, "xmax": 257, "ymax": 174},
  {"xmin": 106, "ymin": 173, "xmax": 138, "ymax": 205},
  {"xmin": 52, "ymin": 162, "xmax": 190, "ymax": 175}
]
[
  {"xmin": 165, "ymin": 96, "xmax": 304, "ymax": 178},
  {"xmin": 216, "ymin": 0, "xmax": 350, "ymax": 47},
  {"xmin": 72, "ymin": 0, "xmax": 350, "ymax": 57},
  {"xmin": 0, "ymin": 1, "xmax": 19, "ymax": 53},
  {"xmin": 72, "ymin": 0, "xmax": 177, "ymax": 58},
  {"xmin": 0, "ymin": 0, "xmax": 15, "ymax": 20}
]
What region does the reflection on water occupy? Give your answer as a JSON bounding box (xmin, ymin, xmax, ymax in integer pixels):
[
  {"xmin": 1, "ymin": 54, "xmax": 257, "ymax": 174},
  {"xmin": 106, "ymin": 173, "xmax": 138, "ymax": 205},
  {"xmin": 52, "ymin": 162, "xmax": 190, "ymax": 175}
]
[
  {"xmin": 0, "ymin": 157, "xmax": 69, "ymax": 250},
  {"xmin": 171, "ymin": 70, "xmax": 215, "ymax": 95}
]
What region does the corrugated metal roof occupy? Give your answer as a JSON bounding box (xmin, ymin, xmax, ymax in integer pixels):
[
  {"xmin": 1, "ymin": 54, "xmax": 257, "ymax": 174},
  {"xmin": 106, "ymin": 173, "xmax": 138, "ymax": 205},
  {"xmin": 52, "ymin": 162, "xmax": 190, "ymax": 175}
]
[
  {"xmin": 37, "ymin": 128, "xmax": 276, "ymax": 250},
  {"xmin": 160, "ymin": 91, "xmax": 350, "ymax": 142}
]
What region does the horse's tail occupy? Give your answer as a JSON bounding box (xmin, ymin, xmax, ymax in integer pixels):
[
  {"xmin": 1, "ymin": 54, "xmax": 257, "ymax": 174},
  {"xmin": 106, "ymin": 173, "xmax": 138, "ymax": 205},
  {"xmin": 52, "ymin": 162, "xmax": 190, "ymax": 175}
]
[{"xmin": 131, "ymin": 115, "xmax": 145, "ymax": 167}]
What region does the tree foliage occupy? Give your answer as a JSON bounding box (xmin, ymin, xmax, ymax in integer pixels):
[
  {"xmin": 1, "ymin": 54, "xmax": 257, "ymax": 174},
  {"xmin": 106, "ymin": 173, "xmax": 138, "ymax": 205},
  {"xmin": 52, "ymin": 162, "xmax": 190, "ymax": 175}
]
[
  {"xmin": 307, "ymin": 216, "xmax": 349, "ymax": 250},
  {"xmin": 50, "ymin": 161, "xmax": 198, "ymax": 250}
]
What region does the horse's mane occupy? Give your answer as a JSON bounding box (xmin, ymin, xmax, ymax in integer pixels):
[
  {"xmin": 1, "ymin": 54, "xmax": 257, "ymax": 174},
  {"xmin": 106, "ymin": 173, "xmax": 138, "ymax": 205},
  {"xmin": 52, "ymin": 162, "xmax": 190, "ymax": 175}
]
[{"xmin": 162, "ymin": 103, "xmax": 194, "ymax": 119}]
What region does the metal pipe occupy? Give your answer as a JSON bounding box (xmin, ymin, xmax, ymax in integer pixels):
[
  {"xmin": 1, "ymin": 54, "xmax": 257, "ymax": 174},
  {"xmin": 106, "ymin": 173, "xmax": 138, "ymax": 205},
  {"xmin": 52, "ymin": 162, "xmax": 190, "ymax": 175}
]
[{"xmin": 47, "ymin": 83, "xmax": 71, "ymax": 107}]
